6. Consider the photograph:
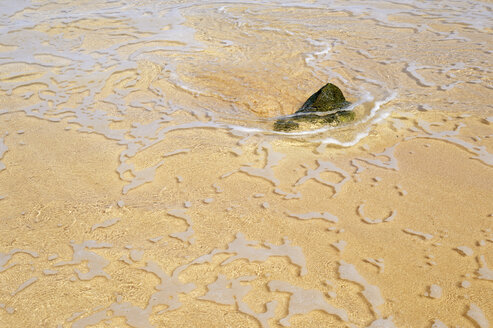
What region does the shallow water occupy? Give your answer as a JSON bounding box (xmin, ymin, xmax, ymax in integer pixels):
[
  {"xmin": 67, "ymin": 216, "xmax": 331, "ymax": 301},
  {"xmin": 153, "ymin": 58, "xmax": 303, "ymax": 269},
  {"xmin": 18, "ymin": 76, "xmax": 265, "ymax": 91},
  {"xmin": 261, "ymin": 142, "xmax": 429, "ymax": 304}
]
[{"xmin": 0, "ymin": 1, "xmax": 492, "ymax": 327}]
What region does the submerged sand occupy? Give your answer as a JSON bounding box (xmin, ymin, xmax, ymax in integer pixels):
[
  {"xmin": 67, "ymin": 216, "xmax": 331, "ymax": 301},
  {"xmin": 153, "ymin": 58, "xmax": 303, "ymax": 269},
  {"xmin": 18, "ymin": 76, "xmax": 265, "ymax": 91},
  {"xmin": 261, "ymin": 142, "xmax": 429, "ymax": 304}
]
[
  {"xmin": 0, "ymin": 1, "xmax": 492, "ymax": 327},
  {"xmin": 1, "ymin": 109, "xmax": 492, "ymax": 327}
]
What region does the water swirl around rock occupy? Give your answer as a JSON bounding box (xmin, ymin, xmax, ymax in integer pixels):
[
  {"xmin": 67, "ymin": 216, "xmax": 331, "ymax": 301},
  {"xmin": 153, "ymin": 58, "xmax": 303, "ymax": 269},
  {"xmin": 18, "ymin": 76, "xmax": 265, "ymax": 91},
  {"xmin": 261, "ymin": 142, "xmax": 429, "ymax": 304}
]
[{"xmin": 274, "ymin": 83, "xmax": 355, "ymax": 132}]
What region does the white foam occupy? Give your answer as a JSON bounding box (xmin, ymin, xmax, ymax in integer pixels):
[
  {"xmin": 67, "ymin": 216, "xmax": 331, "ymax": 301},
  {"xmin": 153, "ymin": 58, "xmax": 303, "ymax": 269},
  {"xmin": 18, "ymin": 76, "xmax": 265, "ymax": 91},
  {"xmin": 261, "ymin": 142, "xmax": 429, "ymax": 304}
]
[
  {"xmin": 54, "ymin": 240, "xmax": 112, "ymax": 280},
  {"xmin": 316, "ymin": 129, "xmax": 371, "ymax": 151},
  {"xmin": 148, "ymin": 236, "xmax": 163, "ymax": 243},
  {"xmin": 212, "ymin": 183, "xmax": 223, "ymax": 193},
  {"xmin": 455, "ymin": 246, "xmax": 473, "ymax": 257},
  {"xmin": 331, "ymin": 240, "xmax": 347, "ymax": 253},
  {"xmin": 295, "ymin": 160, "xmax": 350, "ymax": 197},
  {"xmin": 287, "ymin": 212, "xmax": 338, "ymax": 223},
  {"xmin": 0, "ymin": 137, "xmax": 7, "ymax": 172},
  {"xmin": 338, "ymin": 261, "xmax": 384, "ymax": 317},
  {"xmin": 173, "ymin": 232, "xmax": 307, "ymax": 277},
  {"xmin": 315, "ymin": 92, "xmax": 396, "ymax": 150},
  {"xmin": 465, "ymin": 303, "xmax": 489, "ymax": 328},
  {"xmin": 200, "ymin": 275, "xmax": 277, "ymax": 328},
  {"xmin": 91, "ymin": 217, "xmax": 120, "ymax": 232},
  {"xmin": 130, "ymin": 249, "xmax": 144, "ymax": 262},
  {"xmin": 1, "ymin": 1, "xmax": 492, "ymax": 323},
  {"xmin": 351, "ymin": 159, "xmax": 366, "ymax": 174},
  {"xmin": 413, "ymin": 121, "xmax": 493, "ymax": 167},
  {"xmin": 11, "ymin": 277, "xmax": 38, "ymax": 296},
  {"xmin": 239, "ymin": 142, "xmax": 284, "ymax": 186},
  {"xmin": 431, "ymin": 319, "xmax": 448, "ymax": 328},
  {"xmin": 43, "ymin": 269, "xmax": 58, "ymax": 276},
  {"xmin": 141, "ymin": 261, "xmax": 195, "ymax": 313},
  {"xmin": 274, "ymin": 188, "xmax": 302, "ymax": 200},
  {"xmin": 119, "ymin": 255, "xmax": 132, "ymax": 265},
  {"xmin": 425, "ymin": 284, "xmax": 442, "ymax": 299},
  {"xmin": 356, "ymin": 144, "xmax": 399, "ymax": 171},
  {"xmin": 364, "ymin": 258, "xmax": 385, "ymax": 273},
  {"xmin": 476, "ymin": 255, "xmax": 493, "ymax": 281},
  {"xmin": 47, "ymin": 254, "xmax": 58, "ymax": 261},
  {"xmin": 66, "ymin": 311, "xmax": 85, "ymax": 322},
  {"xmin": 71, "ymin": 296, "xmax": 154, "ymax": 328},
  {"xmin": 403, "ymin": 229, "xmax": 433, "ymax": 241},
  {"xmin": 358, "ymin": 204, "xmax": 396, "ymax": 224},
  {"xmin": 0, "ymin": 303, "xmax": 15, "ymax": 314},
  {"xmin": 167, "ymin": 209, "xmax": 194, "ymax": 244},
  {"xmin": 404, "ymin": 62, "xmax": 436, "ymax": 87},
  {"xmin": 0, "ymin": 249, "xmax": 39, "ymax": 273},
  {"xmin": 365, "ymin": 318, "xmax": 397, "ymax": 328},
  {"xmin": 163, "ymin": 148, "xmax": 191, "ymax": 158},
  {"xmin": 120, "ymin": 159, "xmax": 165, "ymax": 195},
  {"xmin": 268, "ymin": 280, "xmax": 348, "ymax": 326}
]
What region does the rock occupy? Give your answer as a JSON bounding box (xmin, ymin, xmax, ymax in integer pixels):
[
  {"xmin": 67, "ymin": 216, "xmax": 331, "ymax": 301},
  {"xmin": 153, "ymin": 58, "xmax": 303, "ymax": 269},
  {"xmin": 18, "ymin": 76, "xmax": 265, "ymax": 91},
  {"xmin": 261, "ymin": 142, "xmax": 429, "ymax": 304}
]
[
  {"xmin": 273, "ymin": 118, "xmax": 300, "ymax": 131},
  {"xmin": 297, "ymin": 83, "xmax": 349, "ymax": 113},
  {"xmin": 274, "ymin": 83, "xmax": 354, "ymax": 131}
]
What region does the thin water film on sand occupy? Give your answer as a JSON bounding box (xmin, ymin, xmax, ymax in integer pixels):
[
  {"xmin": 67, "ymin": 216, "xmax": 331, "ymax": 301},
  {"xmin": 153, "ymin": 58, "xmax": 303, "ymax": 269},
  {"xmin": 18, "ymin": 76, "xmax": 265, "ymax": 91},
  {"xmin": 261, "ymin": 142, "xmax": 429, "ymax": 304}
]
[{"xmin": 0, "ymin": 0, "xmax": 492, "ymax": 327}]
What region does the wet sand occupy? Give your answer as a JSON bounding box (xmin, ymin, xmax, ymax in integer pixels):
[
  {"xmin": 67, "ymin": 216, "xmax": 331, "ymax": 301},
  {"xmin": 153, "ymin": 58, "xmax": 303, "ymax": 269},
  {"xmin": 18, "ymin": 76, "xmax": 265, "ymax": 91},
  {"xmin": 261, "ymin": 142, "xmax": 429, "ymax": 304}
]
[
  {"xmin": 1, "ymin": 109, "xmax": 492, "ymax": 327},
  {"xmin": 0, "ymin": 1, "xmax": 492, "ymax": 327}
]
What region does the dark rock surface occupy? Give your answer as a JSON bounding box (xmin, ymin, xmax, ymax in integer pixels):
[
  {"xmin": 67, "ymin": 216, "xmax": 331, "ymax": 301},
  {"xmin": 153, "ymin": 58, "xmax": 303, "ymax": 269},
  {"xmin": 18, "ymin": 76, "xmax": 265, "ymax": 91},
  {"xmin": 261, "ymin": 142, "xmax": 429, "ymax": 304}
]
[{"xmin": 274, "ymin": 83, "xmax": 354, "ymax": 131}]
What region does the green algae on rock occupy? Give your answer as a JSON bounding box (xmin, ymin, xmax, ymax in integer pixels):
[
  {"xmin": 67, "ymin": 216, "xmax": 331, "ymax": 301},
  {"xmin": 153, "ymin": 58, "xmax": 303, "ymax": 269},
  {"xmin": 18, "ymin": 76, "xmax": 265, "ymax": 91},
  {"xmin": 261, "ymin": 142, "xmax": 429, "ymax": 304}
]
[{"xmin": 274, "ymin": 83, "xmax": 355, "ymax": 131}]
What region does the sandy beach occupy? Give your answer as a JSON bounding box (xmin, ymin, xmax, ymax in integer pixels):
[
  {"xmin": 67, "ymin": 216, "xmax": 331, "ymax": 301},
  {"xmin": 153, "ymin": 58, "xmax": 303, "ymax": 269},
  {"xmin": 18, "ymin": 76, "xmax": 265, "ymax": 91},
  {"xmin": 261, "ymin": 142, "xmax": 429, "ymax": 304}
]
[{"xmin": 0, "ymin": 1, "xmax": 492, "ymax": 327}]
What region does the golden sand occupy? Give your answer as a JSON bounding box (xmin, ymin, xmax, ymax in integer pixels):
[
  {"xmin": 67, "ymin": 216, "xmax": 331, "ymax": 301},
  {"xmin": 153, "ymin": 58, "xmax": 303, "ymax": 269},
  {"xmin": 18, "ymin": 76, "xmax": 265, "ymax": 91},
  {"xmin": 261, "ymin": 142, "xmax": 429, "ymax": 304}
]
[
  {"xmin": 0, "ymin": 1, "xmax": 492, "ymax": 327},
  {"xmin": 1, "ymin": 109, "xmax": 492, "ymax": 327}
]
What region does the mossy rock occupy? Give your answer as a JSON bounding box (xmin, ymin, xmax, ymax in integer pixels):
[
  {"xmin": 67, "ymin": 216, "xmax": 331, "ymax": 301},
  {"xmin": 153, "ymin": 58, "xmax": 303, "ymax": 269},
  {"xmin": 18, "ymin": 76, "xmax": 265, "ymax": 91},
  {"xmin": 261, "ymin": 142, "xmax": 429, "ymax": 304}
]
[{"xmin": 274, "ymin": 83, "xmax": 354, "ymax": 132}]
